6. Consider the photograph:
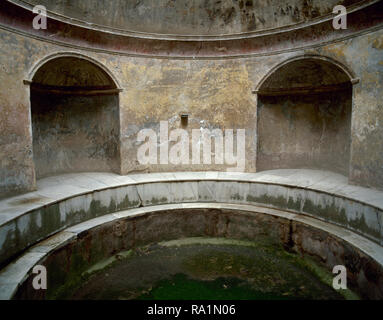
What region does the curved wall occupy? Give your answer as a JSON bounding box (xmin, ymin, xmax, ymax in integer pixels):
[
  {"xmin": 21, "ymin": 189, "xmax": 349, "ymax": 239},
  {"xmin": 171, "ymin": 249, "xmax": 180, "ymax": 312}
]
[
  {"xmin": 16, "ymin": 0, "xmax": 366, "ymax": 36},
  {"xmin": 256, "ymin": 58, "xmax": 353, "ymax": 174},
  {"xmin": 1, "ymin": 171, "xmax": 383, "ymax": 271},
  {"xmin": 0, "ymin": 0, "xmax": 382, "ymax": 301},
  {"xmin": 0, "ymin": 0, "xmax": 382, "ymax": 193},
  {"xmin": 2, "ymin": 202, "xmax": 383, "ymax": 300},
  {"xmin": 30, "ymin": 57, "xmax": 121, "ymax": 178}
]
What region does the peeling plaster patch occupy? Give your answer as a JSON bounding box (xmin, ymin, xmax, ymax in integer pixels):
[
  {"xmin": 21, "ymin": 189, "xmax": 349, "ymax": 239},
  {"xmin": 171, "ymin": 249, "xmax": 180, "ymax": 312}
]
[{"xmin": 372, "ymin": 37, "xmax": 383, "ymax": 50}]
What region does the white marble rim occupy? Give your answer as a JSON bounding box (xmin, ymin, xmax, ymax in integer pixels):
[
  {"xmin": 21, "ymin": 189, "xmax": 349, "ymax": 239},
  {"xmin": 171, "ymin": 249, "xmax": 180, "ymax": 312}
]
[
  {"xmin": 1, "ymin": 170, "xmax": 382, "ymax": 228},
  {"xmin": 1, "ymin": 201, "xmax": 382, "ymax": 300}
]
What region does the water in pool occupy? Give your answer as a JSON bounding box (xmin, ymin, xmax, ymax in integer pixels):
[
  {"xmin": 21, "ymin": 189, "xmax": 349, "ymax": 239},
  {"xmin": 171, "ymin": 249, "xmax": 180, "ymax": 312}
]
[{"xmin": 63, "ymin": 238, "xmax": 356, "ymax": 300}]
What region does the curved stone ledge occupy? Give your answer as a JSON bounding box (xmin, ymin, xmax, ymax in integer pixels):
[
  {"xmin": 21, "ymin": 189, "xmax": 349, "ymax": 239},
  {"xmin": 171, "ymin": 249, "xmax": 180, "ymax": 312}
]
[
  {"xmin": 1, "ymin": 203, "xmax": 382, "ymax": 299},
  {"xmin": 0, "ymin": 170, "xmax": 383, "ymax": 270}
]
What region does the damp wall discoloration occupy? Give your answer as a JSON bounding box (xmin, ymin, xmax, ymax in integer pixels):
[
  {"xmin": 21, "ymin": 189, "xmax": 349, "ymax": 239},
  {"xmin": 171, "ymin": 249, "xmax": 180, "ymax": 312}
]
[
  {"xmin": 257, "ymin": 90, "xmax": 352, "ymax": 174},
  {"xmin": 317, "ymin": 30, "xmax": 383, "ymax": 190},
  {"xmin": 116, "ymin": 57, "xmax": 257, "ymax": 174},
  {"xmin": 0, "ymin": 184, "xmax": 142, "ymax": 268},
  {"xmin": 0, "ymin": 27, "xmax": 382, "ymax": 195},
  {"xmin": 1, "ymin": 179, "xmax": 382, "ymax": 269},
  {"xmin": 13, "ymin": 208, "xmax": 383, "ymax": 300},
  {"xmin": 31, "ymin": 93, "xmax": 121, "ymax": 178},
  {"xmin": 22, "ymin": 0, "xmax": 363, "ymax": 36},
  {"xmin": 0, "ymin": 30, "xmax": 36, "ymax": 198}
]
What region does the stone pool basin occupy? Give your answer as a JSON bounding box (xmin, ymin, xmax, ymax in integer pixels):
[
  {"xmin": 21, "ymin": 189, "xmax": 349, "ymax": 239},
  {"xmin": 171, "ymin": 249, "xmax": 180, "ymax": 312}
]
[{"xmin": 1, "ymin": 170, "xmax": 383, "ymax": 299}]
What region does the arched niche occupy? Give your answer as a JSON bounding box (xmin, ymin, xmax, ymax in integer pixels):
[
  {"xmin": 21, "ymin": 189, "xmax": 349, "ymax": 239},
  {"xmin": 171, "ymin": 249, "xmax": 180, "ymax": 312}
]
[
  {"xmin": 255, "ymin": 57, "xmax": 355, "ymax": 175},
  {"xmin": 28, "ymin": 56, "xmax": 121, "ymax": 178}
]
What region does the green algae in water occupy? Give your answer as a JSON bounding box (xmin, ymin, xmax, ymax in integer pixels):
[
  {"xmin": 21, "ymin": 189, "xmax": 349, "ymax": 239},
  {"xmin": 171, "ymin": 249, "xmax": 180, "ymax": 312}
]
[
  {"xmin": 138, "ymin": 274, "xmax": 301, "ymax": 300},
  {"xmin": 67, "ymin": 239, "xmax": 349, "ymax": 300}
]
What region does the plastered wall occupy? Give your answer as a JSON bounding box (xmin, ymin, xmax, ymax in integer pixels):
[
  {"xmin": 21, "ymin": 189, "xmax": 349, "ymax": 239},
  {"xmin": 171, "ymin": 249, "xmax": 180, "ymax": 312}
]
[{"xmin": 0, "ymin": 27, "xmax": 382, "ymax": 196}]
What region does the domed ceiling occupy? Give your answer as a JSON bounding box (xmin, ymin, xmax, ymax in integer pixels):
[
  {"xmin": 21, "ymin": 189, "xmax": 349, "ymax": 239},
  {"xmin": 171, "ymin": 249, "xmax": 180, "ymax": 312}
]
[{"xmin": 20, "ymin": 0, "xmax": 364, "ymax": 36}]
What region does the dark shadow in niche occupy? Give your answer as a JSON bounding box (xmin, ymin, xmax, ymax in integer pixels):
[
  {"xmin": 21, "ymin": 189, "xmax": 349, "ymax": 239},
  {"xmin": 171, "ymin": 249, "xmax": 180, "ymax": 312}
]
[
  {"xmin": 30, "ymin": 57, "xmax": 121, "ymax": 178},
  {"xmin": 256, "ymin": 58, "xmax": 353, "ymax": 175}
]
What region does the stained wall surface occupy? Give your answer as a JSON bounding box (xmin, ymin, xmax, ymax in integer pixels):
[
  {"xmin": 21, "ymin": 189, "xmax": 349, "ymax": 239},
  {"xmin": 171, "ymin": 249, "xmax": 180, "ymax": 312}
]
[
  {"xmin": 257, "ymin": 90, "xmax": 352, "ymax": 174},
  {"xmin": 23, "ymin": 0, "xmax": 362, "ymax": 35},
  {"xmin": 0, "ymin": 19, "xmax": 382, "ymax": 196},
  {"xmin": 29, "ymin": 56, "xmax": 121, "ymax": 178},
  {"xmin": 256, "ymin": 58, "xmax": 353, "ymax": 174},
  {"xmin": 31, "ymin": 92, "xmax": 120, "ymax": 178}
]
